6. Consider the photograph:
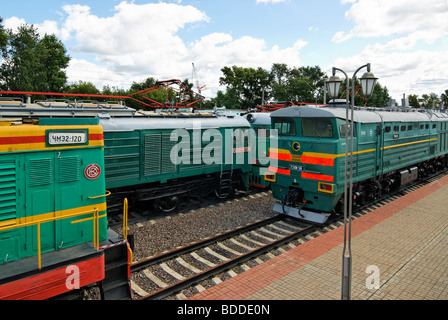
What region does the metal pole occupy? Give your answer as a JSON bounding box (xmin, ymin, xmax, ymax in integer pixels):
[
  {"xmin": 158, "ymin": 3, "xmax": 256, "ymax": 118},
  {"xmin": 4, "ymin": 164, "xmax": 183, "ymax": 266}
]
[
  {"xmin": 332, "ymin": 67, "xmax": 351, "ymax": 300},
  {"xmin": 335, "ymin": 63, "xmax": 370, "ymax": 300}
]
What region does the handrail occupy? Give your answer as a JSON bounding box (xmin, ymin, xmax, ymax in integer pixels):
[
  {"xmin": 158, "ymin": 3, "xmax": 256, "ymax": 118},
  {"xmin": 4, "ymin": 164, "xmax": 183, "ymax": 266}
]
[
  {"xmin": 88, "ymin": 190, "xmax": 111, "ymax": 199},
  {"xmin": 0, "ymin": 208, "xmax": 103, "ymax": 269},
  {"xmin": 123, "ymin": 198, "xmax": 128, "ymax": 240}
]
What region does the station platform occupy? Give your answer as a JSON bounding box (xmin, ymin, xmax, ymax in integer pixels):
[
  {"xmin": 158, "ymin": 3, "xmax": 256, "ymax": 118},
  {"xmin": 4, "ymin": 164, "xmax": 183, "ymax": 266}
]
[{"xmin": 189, "ymin": 175, "xmax": 448, "ymax": 300}]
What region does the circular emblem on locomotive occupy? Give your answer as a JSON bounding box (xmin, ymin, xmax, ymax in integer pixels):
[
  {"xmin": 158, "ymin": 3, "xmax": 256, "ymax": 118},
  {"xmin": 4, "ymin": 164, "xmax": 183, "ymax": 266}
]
[
  {"xmin": 84, "ymin": 164, "xmax": 101, "ymax": 180},
  {"xmin": 292, "ymin": 142, "xmax": 301, "ymax": 151}
]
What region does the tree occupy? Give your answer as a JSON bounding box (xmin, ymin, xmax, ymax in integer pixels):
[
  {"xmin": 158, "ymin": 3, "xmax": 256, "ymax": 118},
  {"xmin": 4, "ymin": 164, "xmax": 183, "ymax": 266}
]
[
  {"xmin": 269, "ymin": 64, "xmax": 327, "ymax": 104},
  {"xmin": 212, "ymin": 87, "xmax": 240, "ymax": 109},
  {"xmin": 420, "ymin": 93, "xmax": 439, "ymax": 109},
  {"xmin": 0, "ymin": 22, "xmax": 70, "ymax": 92},
  {"xmin": 287, "ymin": 65, "xmax": 327, "ymax": 103},
  {"xmin": 365, "ymin": 82, "xmax": 391, "ymax": 107},
  {"xmin": 408, "ymin": 94, "xmax": 420, "ymax": 108},
  {"xmin": 219, "ymin": 65, "xmax": 272, "ymax": 108},
  {"xmin": 441, "ymin": 90, "xmax": 448, "ymax": 108},
  {"xmin": 36, "ymin": 34, "xmax": 70, "ymax": 92},
  {"xmin": 66, "ymin": 80, "xmax": 100, "ymax": 96},
  {"xmin": 0, "ymin": 18, "xmax": 8, "ymax": 51}
]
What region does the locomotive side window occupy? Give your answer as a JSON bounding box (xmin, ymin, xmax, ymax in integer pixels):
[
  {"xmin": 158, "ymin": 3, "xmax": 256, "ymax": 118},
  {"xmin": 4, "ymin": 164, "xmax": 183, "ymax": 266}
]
[
  {"xmin": 339, "ymin": 123, "xmax": 355, "ymax": 138},
  {"xmin": 302, "ymin": 118, "xmax": 333, "ymax": 138},
  {"xmin": 254, "ymin": 126, "xmax": 270, "ymax": 138},
  {"xmin": 274, "ymin": 119, "xmax": 296, "ymax": 136}
]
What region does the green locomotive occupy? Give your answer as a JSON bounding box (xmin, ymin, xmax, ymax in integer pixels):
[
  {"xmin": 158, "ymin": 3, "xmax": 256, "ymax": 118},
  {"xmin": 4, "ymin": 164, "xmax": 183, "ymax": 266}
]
[
  {"xmin": 267, "ymin": 102, "xmax": 448, "ymax": 223},
  {"xmin": 0, "ymin": 117, "xmax": 131, "ymax": 299},
  {"xmin": 98, "ymin": 112, "xmax": 251, "ymax": 213}
]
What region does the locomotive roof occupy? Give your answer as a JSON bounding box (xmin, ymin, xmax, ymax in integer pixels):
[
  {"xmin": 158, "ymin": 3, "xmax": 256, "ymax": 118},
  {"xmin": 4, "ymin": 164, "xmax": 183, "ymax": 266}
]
[
  {"xmin": 99, "ymin": 114, "xmax": 250, "ymax": 132},
  {"xmin": 270, "ymin": 105, "xmax": 448, "ymax": 123},
  {"xmin": 0, "ymin": 99, "xmax": 137, "ymax": 117}
]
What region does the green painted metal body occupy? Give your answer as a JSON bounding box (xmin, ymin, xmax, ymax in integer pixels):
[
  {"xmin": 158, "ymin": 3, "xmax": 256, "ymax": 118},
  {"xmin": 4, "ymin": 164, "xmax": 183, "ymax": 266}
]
[
  {"xmin": 102, "ymin": 124, "xmax": 251, "ymax": 191},
  {"xmin": 270, "ymin": 105, "xmax": 448, "ymax": 213},
  {"xmin": 0, "ymin": 119, "xmax": 108, "ymax": 265}
]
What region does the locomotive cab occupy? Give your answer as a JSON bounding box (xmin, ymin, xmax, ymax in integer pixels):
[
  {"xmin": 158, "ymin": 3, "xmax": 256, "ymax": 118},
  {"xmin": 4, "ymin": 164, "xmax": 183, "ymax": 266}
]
[{"xmin": 267, "ymin": 106, "xmax": 345, "ymax": 223}]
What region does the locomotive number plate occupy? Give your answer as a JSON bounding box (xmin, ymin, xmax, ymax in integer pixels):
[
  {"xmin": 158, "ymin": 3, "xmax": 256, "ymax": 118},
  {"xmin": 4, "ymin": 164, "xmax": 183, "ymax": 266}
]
[{"xmin": 48, "ymin": 131, "xmax": 87, "ymax": 145}]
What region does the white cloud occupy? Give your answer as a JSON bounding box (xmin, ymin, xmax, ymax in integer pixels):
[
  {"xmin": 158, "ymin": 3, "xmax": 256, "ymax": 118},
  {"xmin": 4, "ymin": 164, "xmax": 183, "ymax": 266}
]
[
  {"xmin": 20, "ymin": 1, "xmax": 307, "ymax": 98},
  {"xmin": 330, "ymin": 42, "xmax": 448, "ymax": 101},
  {"xmin": 190, "ymin": 34, "xmax": 307, "ymax": 94},
  {"xmin": 3, "ymin": 16, "xmax": 27, "ymax": 31},
  {"xmin": 333, "ymin": 0, "xmax": 448, "ymax": 43},
  {"xmin": 3, "ymin": 1, "xmax": 308, "ymax": 98},
  {"xmin": 328, "ymin": 0, "xmax": 448, "ymax": 100}
]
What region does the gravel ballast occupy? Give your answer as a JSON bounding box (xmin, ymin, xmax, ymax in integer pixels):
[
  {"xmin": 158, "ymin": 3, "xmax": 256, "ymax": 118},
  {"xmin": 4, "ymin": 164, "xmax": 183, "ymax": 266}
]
[{"xmin": 122, "ymin": 191, "xmax": 277, "ymax": 262}]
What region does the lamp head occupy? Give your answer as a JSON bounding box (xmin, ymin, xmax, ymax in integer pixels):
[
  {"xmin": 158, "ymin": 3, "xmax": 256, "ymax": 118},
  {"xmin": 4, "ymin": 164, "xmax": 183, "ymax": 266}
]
[
  {"xmin": 326, "ymin": 74, "xmax": 342, "ymax": 100},
  {"xmin": 360, "ymin": 71, "xmax": 378, "ymax": 98}
]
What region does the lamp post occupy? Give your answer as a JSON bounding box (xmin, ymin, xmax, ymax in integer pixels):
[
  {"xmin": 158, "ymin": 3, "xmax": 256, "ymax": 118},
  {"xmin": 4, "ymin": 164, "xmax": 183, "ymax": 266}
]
[{"xmin": 326, "ymin": 63, "xmax": 377, "ymax": 300}]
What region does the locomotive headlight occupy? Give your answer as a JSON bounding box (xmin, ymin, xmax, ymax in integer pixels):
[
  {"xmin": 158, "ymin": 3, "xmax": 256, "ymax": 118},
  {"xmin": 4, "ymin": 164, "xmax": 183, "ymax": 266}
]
[
  {"xmin": 318, "ymin": 182, "xmax": 334, "ymax": 193},
  {"xmin": 265, "ymin": 172, "xmax": 276, "ymax": 182},
  {"xmin": 292, "ymin": 142, "xmax": 300, "ymax": 151}
]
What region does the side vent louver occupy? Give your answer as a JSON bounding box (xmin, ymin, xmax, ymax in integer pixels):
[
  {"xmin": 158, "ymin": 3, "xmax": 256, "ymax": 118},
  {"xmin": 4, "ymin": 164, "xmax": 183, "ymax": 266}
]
[
  {"xmin": 144, "ymin": 134, "xmax": 162, "ymax": 175},
  {"xmin": 0, "ymin": 160, "xmax": 17, "ymax": 222},
  {"xmin": 28, "ymin": 158, "xmax": 52, "ymax": 186},
  {"xmin": 144, "ymin": 132, "xmax": 177, "ymax": 175},
  {"xmin": 58, "ymin": 156, "xmax": 80, "ymax": 183},
  {"xmin": 161, "ymin": 132, "xmax": 176, "ymax": 173}
]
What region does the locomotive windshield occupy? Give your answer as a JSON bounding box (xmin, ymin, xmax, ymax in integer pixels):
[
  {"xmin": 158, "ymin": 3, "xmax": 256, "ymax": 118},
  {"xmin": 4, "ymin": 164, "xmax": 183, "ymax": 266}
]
[
  {"xmin": 274, "ymin": 118, "xmax": 296, "ymax": 136},
  {"xmin": 302, "ymin": 118, "xmax": 333, "ymax": 138}
]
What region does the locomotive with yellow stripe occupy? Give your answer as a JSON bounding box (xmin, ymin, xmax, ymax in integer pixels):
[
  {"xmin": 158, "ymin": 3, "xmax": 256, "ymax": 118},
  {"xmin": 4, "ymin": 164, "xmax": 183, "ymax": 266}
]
[
  {"xmin": 0, "ymin": 118, "xmax": 132, "ymax": 300},
  {"xmin": 267, "ymin": 102, "xmax": 448, "ymax": 223}
]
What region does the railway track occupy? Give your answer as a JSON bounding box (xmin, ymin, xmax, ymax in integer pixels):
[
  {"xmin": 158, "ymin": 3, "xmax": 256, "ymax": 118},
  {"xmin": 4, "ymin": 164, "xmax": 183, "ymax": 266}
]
[
  {"xmin": 130, "ymin": 214, "xmax": 314, "ymax": 300},
  {"xmin": 128, "ymin": 169, "xmax": 448, "ymax": 300}
]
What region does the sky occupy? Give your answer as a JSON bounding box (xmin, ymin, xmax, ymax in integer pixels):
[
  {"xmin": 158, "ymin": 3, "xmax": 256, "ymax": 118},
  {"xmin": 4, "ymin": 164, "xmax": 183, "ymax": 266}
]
[{"xmin": 1, "ymin": 0, "xmax": 447, "ymax": 103}]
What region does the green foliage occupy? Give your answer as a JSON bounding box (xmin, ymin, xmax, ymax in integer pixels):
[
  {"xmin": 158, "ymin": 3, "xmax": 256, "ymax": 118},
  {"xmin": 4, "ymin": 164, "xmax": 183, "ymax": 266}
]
[
  {"xmin": 408, "ymin": 94, "xmax": 420, "ymax": 108},
  {"xmin": 0, "ymin": 22, "xmax": 70, "ymax": 92},
  {"xmin": 217, "ymin": 64, "xmax": 328, "ymax": 108},
  {"xmin": 365, "ymin": 82, "xmax": 390, "ymax": 107},
  {"xmin": 441, "ymin": 90, "xmax": 448, "ymax": 108},
  {"xmin": 0, "ymin": 18, "xmax": 8, "ymax": 50},
  {"xmin": 66, "ymin": 80, "xmax": 100, "ymax": 95},
  {"xmin": 408, "ymin": 91, "xmax": 447, "ymax": 109},
  {"xmin": 218, "ymin": 65, "xmax": 272, "ymax": 109}
]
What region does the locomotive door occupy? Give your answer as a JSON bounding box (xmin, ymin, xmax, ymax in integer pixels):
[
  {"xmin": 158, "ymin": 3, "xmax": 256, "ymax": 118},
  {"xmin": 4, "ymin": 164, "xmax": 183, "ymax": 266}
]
[
  {"xmin": 54, "ymin": 150, "xmax": 86, "ymax": 249},
  {"xmin": 376, "ymin": 124, "xmax": 383, "ymax": 175},
  {"xmin": 25, "ymin": 150, "xmax": 88, "ymax": 256},
  {"xmin": 25, "ymin": 153, "xmax": 56, "ymax": 256}
]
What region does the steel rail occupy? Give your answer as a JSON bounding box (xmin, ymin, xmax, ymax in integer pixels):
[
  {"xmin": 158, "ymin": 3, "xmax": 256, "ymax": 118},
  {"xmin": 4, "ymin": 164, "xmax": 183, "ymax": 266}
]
[
  {"xmin": 137, "ymin": 222, "xmax": 316, "ymax": 300},
  {"xmin": 131, "ymin": 215, "xmax": 285, "ymax": 273}
]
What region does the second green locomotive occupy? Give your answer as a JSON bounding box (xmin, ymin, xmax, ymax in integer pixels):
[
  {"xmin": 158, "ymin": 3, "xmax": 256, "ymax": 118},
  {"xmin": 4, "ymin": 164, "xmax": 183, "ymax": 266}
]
[{"xmin": 267, "ymin": 102, "xmax": 448, "ymax": 223}]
